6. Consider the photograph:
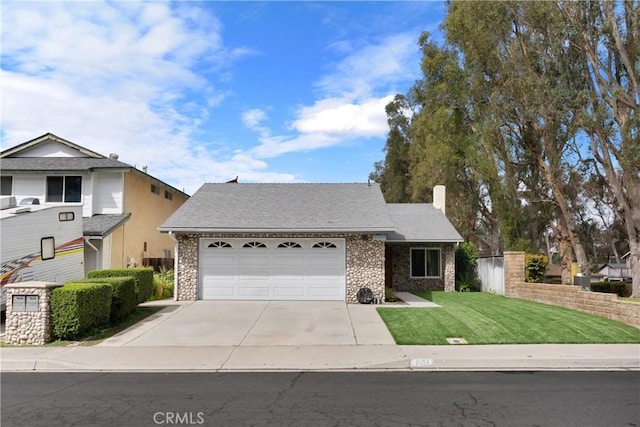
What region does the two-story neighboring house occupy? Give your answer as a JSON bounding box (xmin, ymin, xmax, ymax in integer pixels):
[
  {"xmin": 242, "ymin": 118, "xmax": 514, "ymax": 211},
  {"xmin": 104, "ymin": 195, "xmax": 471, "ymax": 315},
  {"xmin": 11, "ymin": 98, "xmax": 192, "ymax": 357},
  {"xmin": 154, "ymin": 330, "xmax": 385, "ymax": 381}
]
[{"xmin": 1, "ymin": 133, "xmax": 189, "ymax": 274}]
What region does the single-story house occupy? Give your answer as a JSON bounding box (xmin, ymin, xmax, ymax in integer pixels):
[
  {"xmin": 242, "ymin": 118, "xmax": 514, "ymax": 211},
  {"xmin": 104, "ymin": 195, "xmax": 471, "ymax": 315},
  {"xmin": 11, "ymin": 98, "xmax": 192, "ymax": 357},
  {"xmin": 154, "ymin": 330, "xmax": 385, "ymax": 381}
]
[{"xmin": 159, "ymin": 183, "xmax": 463, "ymax": 303}]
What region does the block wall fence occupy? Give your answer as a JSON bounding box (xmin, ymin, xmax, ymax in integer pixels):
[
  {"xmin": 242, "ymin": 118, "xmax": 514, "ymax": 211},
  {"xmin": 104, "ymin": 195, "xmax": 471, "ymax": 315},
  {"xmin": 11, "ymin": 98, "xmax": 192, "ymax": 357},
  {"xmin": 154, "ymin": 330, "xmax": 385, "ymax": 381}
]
[{"xmin": 503, "ymin": 251, "xmax": 640, "ymax": 329}]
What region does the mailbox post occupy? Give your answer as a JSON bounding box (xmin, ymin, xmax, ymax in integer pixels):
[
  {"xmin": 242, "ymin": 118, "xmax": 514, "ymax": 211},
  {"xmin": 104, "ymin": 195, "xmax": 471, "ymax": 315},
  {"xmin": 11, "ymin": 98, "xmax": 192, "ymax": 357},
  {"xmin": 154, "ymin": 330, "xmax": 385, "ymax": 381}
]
[{"xmin": 4, "ymin": 282, "xmax": 62, "ymax": 345}]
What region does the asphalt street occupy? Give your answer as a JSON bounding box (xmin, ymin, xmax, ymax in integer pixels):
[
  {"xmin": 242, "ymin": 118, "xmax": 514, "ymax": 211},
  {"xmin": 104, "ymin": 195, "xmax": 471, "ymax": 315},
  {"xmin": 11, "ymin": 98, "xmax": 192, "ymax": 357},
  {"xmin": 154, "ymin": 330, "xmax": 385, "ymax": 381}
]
[{"xmin": 2, "ymin": 371, "xmax": 638, "ymax": 426}]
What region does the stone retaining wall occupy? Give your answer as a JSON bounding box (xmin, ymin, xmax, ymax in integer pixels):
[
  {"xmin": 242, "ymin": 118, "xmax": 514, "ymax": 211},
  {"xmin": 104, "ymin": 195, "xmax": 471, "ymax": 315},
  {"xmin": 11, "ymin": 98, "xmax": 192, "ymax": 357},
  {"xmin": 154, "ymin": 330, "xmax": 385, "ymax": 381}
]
[{"xmin": 504, "ymin": 251, "xmax": 640, "ymax": 329}]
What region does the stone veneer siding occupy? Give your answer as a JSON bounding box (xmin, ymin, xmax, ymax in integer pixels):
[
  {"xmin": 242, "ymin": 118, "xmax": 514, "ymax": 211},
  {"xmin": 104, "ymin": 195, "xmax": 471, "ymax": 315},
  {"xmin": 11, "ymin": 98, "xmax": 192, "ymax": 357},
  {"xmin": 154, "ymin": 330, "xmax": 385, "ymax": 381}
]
[
  {"xmin": 388, "ymin": 243, "xmax": 455, "ymax": 292},
  {"xmin": 4, "ymin": 282, "xmax": 62, "ymax": 345},
  {"xmin": 174, "ymin": 233, "xmax": 385, "ymax": 303},
  {"xmin": 346, "ymin": 235, "xmax": 385, "ymax": 303},
  {"xmin": 504, "ymin": 251, "xmax": 640, "ymax": 329}
]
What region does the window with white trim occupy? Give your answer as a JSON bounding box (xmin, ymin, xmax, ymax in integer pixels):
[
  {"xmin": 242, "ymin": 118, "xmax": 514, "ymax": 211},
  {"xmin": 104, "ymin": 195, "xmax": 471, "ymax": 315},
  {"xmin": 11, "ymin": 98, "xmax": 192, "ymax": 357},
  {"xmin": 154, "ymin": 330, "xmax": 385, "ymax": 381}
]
[
  {"xmin": 243, "ymin": 242, "xmax": 267, "ymax": 248},
  {"xmin": 46, "ymin": 176, "xmax": 82, "ymax": 202},
  {"xmin": 277, "ymin": 242, "xmax": 302, "ymax": 248},
  {"xmin": 410, "ymin": 248, "xmax": 441, "ymax": 278},
  {"xmin": 208, "ymin": 241, "xmax": 232, "ymax": 248}
]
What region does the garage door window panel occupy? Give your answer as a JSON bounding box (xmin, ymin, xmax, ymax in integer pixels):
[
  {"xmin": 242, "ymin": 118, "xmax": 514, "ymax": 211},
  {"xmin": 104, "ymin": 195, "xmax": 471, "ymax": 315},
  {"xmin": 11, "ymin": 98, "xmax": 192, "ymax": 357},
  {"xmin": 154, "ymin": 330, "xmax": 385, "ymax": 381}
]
[
  {"xmin": 312, "ymin": 242, "xmax": 337, "ymax": 249},
  {"xmin": 208, "ymin": 241, "xmax": 232, "ymax": 248},
  {"xmin": 278, "ymin": 242, "xmax": 302, "ymax": 248},
  {"xmin": 243, "ymin": 242, "xmax": 267, "ymax": 248}
]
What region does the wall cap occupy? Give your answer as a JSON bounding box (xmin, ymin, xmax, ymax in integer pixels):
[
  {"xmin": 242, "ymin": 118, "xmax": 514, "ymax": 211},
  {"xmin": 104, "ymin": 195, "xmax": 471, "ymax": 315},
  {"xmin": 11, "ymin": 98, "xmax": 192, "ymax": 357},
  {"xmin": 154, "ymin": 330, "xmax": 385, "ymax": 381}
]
[{"xmin": 5, "ymin": 281, "xmax": 63, "ymax": 289}]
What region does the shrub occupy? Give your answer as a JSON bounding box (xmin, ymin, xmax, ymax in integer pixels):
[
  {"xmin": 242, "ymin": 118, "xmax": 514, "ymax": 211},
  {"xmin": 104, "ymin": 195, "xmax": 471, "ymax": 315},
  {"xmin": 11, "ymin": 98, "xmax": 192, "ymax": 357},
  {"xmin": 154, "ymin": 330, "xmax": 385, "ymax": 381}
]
[
  {"xmin": 525, "ymin": 254, "xmax": 548, "ymax": 283},
  {"xmin": 151, "ymin": 268, "xmax": 174, "ymax": 300},
  {"xmin": 75, "ymin": 277, "xmax": 137, "ymax": 322},
  {"xmin": 456, "ymin": 242, "xmax": 478, "ymax": 289},
  {"xmin": 590, "ymin": 281, "xmax": 632, "ymax": 297},
  {"xmin": 456, "ymin": 271, "xmax": 481, "ymax": 292},
  {"xmin": 51, "ymin": 283, "xmax": 112, "ymax": 340},
  {"xmin": 88, "ymin": 268, "xmax": 154, "ymax": 304}
]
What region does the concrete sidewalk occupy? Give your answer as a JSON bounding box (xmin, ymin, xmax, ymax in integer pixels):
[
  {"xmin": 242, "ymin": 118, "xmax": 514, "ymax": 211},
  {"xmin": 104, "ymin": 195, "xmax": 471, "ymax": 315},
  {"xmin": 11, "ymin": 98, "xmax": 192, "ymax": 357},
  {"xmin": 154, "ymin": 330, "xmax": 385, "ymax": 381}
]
[
  {"xmin": 2, "ymin": 344, "xmax": 638, "ymax": 372},
  {"xmin": 2, "ymin": 300, "xmax": 638, "ymax": 372}
]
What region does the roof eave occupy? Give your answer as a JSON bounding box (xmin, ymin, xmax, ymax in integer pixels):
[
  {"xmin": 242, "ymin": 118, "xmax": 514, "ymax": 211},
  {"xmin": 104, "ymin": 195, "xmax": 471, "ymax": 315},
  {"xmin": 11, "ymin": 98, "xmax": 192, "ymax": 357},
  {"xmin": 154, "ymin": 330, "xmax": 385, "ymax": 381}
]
[
  {"xmin": 1, "ymin": 167, "xmax": 131, "ymax": 174},
  {"xmin": 159, "ymin": 227, "xmax": 395, "ymax": 234},
  {"xmin": 385, "ymin": 238, "xmax": 463, "ymax": 243}
]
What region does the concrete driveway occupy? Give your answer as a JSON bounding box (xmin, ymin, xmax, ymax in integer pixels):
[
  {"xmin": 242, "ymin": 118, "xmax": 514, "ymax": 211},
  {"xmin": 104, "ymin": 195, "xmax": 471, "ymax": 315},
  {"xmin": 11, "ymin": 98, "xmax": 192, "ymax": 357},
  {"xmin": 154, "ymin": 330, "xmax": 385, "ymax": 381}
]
[{"xmin": 98, "ymin": 301, "xmax": 395, "ymax": 347}]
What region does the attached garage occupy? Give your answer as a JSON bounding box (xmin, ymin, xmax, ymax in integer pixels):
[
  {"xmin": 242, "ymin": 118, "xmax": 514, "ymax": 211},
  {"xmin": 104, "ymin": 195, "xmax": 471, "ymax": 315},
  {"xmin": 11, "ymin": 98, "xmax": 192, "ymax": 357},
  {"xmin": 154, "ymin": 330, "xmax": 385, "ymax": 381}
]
[{"xmin": 199, "ymin": 237, "xmax": 346, "ymax": 300}]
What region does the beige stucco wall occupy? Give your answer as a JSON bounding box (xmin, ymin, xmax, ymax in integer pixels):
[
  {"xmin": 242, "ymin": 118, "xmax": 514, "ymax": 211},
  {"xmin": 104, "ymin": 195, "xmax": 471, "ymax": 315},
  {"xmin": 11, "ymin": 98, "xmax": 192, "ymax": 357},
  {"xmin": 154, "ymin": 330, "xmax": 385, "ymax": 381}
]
[
  {"xmin": 110, "ymin": 171, "xmax": 188, "ymax": 268},
  {"xmin": 387, "ymin": 242, "xmax": 455, "ymax": 292},
  {"xmin": 174, "ymin": 233, "xmax": 385, "ymax": 303}
]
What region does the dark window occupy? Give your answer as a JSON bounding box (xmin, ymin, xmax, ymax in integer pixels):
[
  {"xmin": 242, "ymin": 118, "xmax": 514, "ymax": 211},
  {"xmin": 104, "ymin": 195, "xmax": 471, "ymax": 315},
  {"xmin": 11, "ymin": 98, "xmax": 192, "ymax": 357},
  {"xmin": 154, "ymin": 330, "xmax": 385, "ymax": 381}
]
[
  {"xmin": 41, "ymin": 237, "xmax": 55, "ymax": 260},
  {"xmin": 58, "ymin": 212, "xmax": 75, "ymax": 221},
  {"xmin": 143, "ymin": 242, "xmax": 148, "ymax": 252},
  {"xmin": 1, "ymin": 176, "xmax": 12, "ymax": 195},
  {"xmin": 64, "ymin": 176, "xmax": 82, "ymax": 202},
  {"xmin": 46, "ymin": 176, "xmax": 64, "ymax": 202},
  {"xmin": 277, "ymin": 242, "xmax": 302, "ymax": 248},
  {"xmin": 243, "ymin": 242, "xmax": 267, "ymax": 248},
  {"xmin": 164, "ymin": 190, "xmax": 173, "ymax": 200},
  {"xmin": 46, "ymin": 176, "xmax": 82, "ymax": 202},
  {"xmin": 410, "ymin": 248, "xmax": 441, "ymax": 278},
  {"xmin": 151, "ymin": 184, "xmax": 160, "ymax": 195}
]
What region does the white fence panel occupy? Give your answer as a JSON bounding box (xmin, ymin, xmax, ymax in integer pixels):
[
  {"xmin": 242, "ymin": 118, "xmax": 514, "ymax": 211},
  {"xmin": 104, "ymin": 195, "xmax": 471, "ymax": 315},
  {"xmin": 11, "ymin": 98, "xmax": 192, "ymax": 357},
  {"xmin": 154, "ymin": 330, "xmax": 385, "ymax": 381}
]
[{"xmin": 477, "ymin": 257, "xmax": 505, "ymax": 295}]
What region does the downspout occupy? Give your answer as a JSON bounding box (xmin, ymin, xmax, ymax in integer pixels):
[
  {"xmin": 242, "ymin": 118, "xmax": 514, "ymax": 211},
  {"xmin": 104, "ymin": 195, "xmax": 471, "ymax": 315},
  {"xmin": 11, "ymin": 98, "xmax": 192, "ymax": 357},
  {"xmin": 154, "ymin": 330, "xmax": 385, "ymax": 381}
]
[
  {"xmin": 84, "ymin": 237, "xmax": 100, "ymax": 273},
  {"xmin": 168, "ymin": 231, "xmax": 178, "ymax": 301}
]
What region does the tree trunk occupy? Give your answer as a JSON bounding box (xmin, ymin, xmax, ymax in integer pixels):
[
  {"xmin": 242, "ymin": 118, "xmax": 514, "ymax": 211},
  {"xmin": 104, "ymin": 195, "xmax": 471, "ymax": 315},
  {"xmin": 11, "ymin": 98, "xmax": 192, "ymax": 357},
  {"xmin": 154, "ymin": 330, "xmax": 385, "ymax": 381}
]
[{"xmin": 629, "ymin": 241, "xmax": 640, "ymax": 297}]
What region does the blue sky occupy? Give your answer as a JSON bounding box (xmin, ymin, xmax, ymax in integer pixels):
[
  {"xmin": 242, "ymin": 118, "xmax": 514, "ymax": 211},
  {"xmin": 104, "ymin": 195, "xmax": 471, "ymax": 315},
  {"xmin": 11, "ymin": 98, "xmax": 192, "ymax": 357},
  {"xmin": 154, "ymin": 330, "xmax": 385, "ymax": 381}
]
[{"xmin": 1, "ymin": 1, "xmax": 446, "ymax": 194}]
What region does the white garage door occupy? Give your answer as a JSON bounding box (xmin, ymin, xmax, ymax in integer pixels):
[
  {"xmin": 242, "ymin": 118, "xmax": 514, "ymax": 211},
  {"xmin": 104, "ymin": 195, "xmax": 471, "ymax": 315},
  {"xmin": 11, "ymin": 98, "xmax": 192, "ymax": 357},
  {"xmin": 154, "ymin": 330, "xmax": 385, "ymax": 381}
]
[{"xmin": 199, "ymin": 238, "xmax": 346, "ymax": 300}]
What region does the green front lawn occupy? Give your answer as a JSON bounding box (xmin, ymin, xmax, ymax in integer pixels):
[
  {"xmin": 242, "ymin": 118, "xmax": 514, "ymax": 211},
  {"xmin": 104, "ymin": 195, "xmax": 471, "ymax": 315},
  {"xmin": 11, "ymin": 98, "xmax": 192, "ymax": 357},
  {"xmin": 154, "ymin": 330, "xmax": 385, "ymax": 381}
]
[{"xmin": 377, "ymin": 291, "xmax": 640, "ymax": 345}]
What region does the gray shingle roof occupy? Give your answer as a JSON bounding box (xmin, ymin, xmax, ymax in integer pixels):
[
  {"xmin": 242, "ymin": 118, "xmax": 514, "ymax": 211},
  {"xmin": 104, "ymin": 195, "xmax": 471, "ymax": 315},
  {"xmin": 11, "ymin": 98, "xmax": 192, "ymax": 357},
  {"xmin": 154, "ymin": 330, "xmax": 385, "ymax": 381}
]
[
  {"xmin": 385, "ymin": 203, "xmax": 463, "ymax": 242},
  {"xmin": 1, "ymin": 157, "xmax": 131, "ymax": 173},
  {"xmin": 83, "ymin": 214, "xmax": 131, "ymax": 237},
  {"xmin": 159, "ymin": 183, "xmax": 396, "ymax": 233}
]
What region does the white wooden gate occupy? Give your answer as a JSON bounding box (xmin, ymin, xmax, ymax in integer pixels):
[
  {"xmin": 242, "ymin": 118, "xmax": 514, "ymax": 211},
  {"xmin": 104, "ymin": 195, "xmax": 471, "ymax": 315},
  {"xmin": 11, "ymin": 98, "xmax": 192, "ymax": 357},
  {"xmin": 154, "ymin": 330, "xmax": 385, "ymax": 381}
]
[{"xmin": 477, "ymin": 256, "xmax": 505, "ymax": 295}]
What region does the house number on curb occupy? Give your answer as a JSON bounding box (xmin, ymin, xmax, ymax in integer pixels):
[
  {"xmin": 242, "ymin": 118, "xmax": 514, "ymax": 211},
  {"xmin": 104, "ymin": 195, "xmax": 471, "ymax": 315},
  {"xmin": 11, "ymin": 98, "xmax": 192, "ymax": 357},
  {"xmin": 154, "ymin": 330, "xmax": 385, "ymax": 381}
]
[
  {"xmin": 12, "ymin": 295, "xmax": 39, "ymax": 312},
  {"xmin": 411, "ymin": 358, "xmax": 433, "ymax": 367}
]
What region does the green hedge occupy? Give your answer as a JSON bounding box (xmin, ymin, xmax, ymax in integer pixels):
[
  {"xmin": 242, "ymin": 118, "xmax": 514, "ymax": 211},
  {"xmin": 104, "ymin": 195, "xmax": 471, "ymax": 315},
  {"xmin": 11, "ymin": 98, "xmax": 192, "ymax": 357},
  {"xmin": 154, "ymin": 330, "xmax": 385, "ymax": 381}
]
[
  {"xmin": 590, "ymin": 281, "xmax": 632, "ymax": 298},
  {"xmin": 75, "ymin": 277, "xmax": 137, "ymax": 322},
  {"xmin": 88, "ymin": 268, "xmax": 154, "ymax": 304},
  {"xmin": 51, "ymin": 283, "xmax": 112, "ymax": 340},
  {"xmin": 525, "ymin": 254, "xmax": 548, "ymax": 283}
]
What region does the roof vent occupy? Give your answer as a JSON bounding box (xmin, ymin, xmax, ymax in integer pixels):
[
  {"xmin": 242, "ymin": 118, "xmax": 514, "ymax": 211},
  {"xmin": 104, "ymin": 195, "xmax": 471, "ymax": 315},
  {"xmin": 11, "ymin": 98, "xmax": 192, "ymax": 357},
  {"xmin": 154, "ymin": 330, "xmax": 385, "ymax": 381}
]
[{"xmin": 109, "ymin": 153, "xmax": 119, "ymax": 160}]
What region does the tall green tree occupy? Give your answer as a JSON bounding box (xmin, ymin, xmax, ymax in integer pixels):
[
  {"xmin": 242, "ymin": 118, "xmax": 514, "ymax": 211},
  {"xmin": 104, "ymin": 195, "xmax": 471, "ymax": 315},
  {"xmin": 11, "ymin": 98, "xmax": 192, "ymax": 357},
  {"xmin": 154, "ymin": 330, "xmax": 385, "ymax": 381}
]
[
  {"xmin": 558, "ymin": 1, "xmax": 640, "ymax": 295},
  {"xmin": 370, "ymin": 95, "xmax": 412, "ymax": 203}
]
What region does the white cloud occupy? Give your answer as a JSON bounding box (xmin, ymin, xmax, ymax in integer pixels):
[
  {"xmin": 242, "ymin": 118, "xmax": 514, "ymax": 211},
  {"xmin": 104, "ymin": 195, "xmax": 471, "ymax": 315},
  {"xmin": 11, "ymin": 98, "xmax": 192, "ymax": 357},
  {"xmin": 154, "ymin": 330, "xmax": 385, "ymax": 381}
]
[
  {"xmin": 0, "ymin": 1, "xmax": 285, "ymax": 194},
  {"xmin": 316, "ymin": 33, "xmax": 419, "ymax": 99},
  {"xmin": 291, "ymin": 96, "xmax": 394, "ymax": 138},
  {"xmin": 242, "ymin": 108, "xmax": 268, "ymax": 129},
  {"xmin": 243, "ymin": 33, "xmax": 418, "ymax": 158}
]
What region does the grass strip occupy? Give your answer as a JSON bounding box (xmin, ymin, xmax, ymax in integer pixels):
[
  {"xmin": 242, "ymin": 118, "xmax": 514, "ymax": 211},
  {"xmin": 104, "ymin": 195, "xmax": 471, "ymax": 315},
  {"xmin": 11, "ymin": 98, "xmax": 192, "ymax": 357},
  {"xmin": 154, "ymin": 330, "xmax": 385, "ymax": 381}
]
[{"xmin": 377, "ymin": 292, "xmax": 640, "ymax": 345}]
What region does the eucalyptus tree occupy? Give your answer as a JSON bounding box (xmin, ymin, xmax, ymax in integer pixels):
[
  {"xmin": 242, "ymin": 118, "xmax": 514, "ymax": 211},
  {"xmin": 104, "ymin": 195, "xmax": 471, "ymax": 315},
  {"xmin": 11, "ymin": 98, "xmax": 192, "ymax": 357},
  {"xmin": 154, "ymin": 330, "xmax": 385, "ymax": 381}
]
[
  {"xmin": 558, "ymin": 1, "xmax": 639, "ymax": 295},
  {"xmin": 444, "ymin": 1, "xmax": 592, "ymax": 276}
]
